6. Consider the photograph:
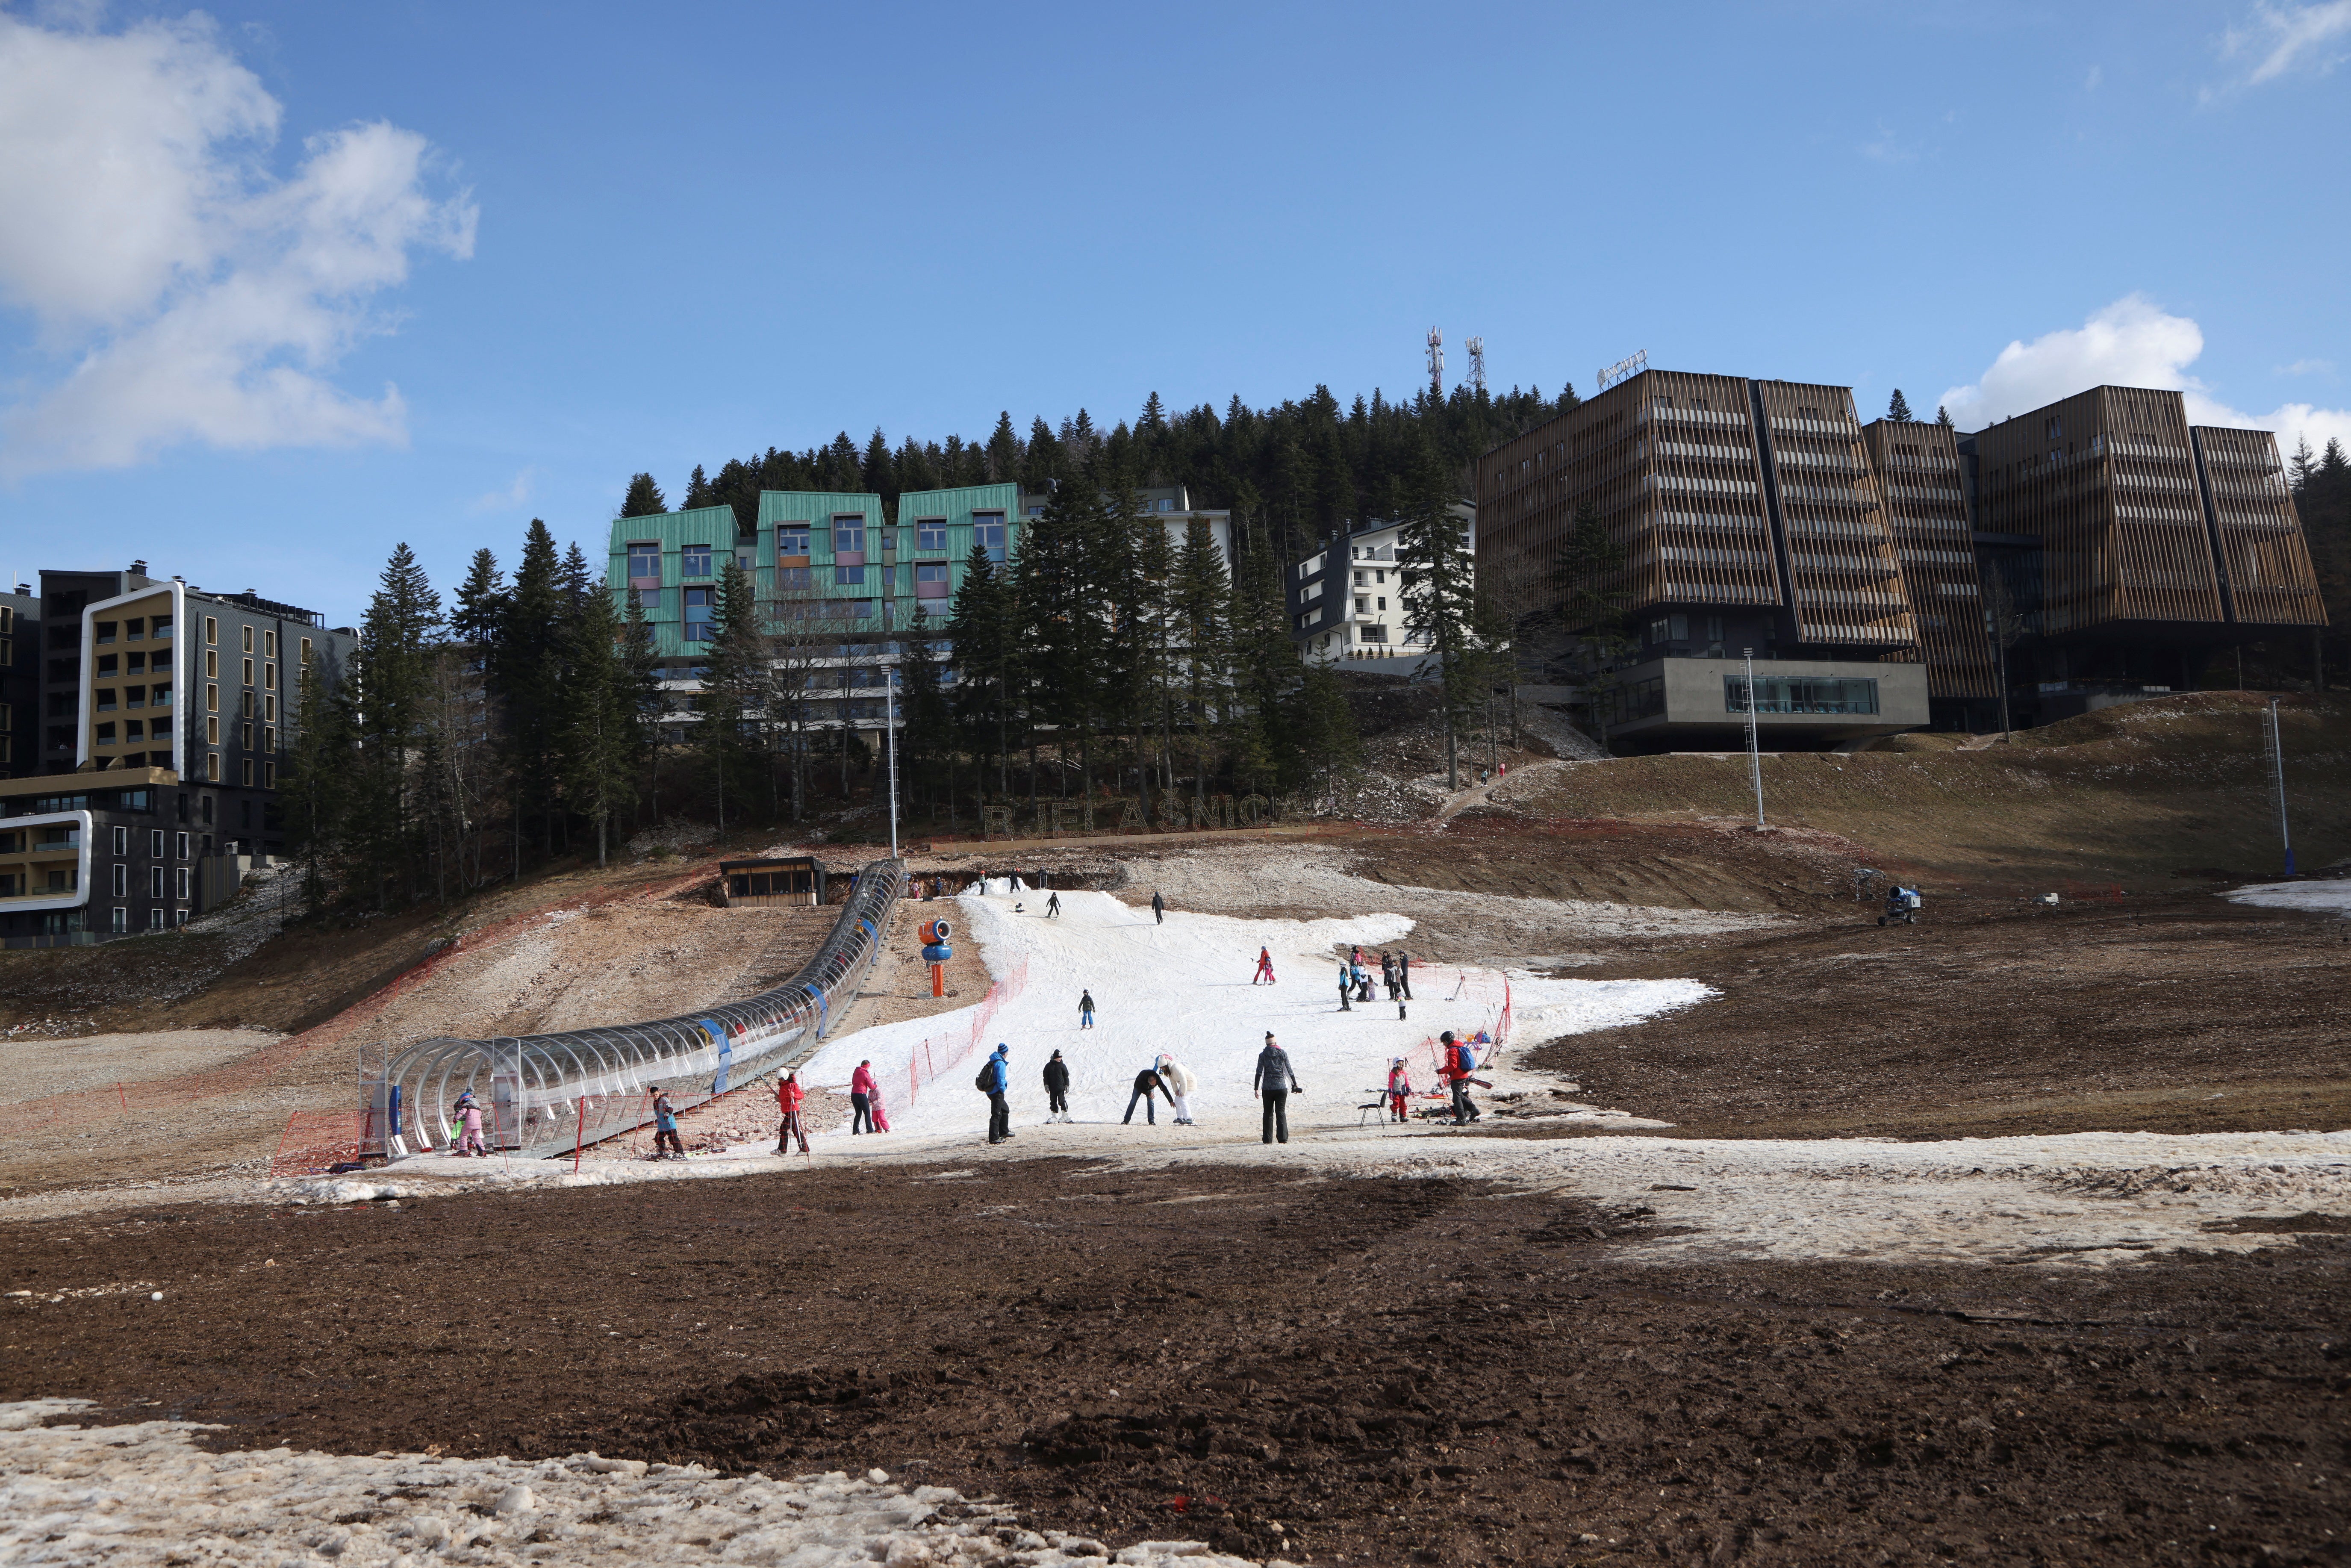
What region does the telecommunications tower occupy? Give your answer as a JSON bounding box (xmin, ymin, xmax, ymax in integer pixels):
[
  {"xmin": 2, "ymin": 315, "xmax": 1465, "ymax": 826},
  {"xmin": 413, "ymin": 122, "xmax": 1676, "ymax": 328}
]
[
  {"xmin": 1465, "ymin": 336, "xmax": 1487, "ymax": 395},
  {"xmin": 1426, "ymin": 327, "xmax": 1444, "ymax": 398}
]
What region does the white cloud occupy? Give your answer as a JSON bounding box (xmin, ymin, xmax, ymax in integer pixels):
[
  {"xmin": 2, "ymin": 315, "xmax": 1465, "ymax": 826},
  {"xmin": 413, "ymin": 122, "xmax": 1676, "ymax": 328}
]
[
  {"xmin": 1938, "ymin": 294, "xmax": 2351, "ymax": 459},
  {"xmin": 2277, "ymin": 357, "xmax": 2335, "ymax": 376},
  {"xmin": 2214, "ymin": 1, "xmax": 2351, "ymax": 89},
  {"xmin": 468, "ymin": 466, "xmax": 539, "ymax": 514},
  {"xmin": 0, "ymin": 11, "xmax": 475, "ymax": 476}
]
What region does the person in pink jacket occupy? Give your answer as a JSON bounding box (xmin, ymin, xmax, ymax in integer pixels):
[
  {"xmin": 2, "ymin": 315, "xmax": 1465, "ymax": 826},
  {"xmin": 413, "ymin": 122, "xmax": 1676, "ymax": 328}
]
[
  {"xmin": 1387, "ymin": 1058, "xmax": 1414, "ymax": 1123},
  {"xmin": 849, "ymin": 1059, "xmax": 878, "ymax": 1134},
  {"xmin": 453, "ymin": 1090, "xmax": 489, "ymax": 1156},
  {"xmin": 867, "ymin": 1079, "xmax": 892, "ymax": 1132}
]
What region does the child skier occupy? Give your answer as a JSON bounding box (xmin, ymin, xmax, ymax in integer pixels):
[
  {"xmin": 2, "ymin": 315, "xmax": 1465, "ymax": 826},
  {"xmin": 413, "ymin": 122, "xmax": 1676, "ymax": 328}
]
[
  {"xmin": 1252, "ymin": 946, "xmax": 1276, "ymax": 985},
  {"xmin": 1156, "ymin": 1053, "xmax": 1198, "ymax": 1125},
  {"xmin": 775, "ymin": 1070, "xmax": 809, "ymax": 1155},
  {"xmin": 453, "ymin": 1090, "xmax": 489, "ymax": 1157},
  {"xmin": 1387, "ymin": 1058, "xmax": 1414, "ymax": 1122},
  {"xmin": 1078, "ymin": 989, "xmax": 1097, "ymax": 1029}
]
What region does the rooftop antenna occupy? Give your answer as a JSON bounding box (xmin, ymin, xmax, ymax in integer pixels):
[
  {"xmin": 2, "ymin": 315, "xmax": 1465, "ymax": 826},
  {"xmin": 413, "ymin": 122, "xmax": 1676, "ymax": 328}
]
[
  {"xmin": 1426, "ymin": 327, "xmax": 1444, "ymax": 399},
  {"xmin": 1464, "ymin": 337, "xmax": 1486, "ymax": 396}
]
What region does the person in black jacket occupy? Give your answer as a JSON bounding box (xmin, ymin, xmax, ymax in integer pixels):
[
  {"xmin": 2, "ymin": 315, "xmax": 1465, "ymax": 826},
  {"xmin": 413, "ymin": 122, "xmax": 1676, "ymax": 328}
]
[
  {"xmin": 1252, "ymin": 1031, "xmax": 1303, "ymax": 1144},
  {"xmin": 1043, "ymin": 1049, "xmax": 1072, "ymax": 1122},
  {"xmin": 1151, "ymin": 890, "xmax": 1165, "ymax": 924},
  {"xmin": 1122, "ymin": 1064, "xmax": 1170, "ymax": 1126}
]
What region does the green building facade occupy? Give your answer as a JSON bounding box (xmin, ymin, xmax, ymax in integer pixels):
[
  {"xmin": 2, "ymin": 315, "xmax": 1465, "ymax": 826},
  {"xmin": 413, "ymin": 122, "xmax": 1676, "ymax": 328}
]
[{"xmin": 608, "ymin": 484, "xmax": 1019, "ymax": 658}]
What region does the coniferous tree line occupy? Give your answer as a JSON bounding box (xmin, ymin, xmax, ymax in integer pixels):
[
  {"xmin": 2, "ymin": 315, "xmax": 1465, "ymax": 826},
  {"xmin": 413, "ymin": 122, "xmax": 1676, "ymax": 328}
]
[{"xmin": 2287, "ymin": 436, "xmax": 2351, "ymax": 687}]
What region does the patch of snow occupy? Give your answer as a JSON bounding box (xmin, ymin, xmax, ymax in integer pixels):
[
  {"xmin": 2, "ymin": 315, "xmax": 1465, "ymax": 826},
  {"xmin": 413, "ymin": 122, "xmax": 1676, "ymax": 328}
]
[
  {"xmin": 0, "ymin": 1402, "xmax": 1266, "ymax": 1566},
  {"xmin": 2226, "ymin": 879, "xmax": 2351, "ymax": 915}
]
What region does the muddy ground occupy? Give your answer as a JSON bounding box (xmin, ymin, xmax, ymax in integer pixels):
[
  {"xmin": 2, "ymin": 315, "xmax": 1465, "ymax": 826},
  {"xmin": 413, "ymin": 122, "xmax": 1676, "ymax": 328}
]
[
  {"xmin": 3, "ymin": 1161, "xmax": 2344, "ymax": 1568},
  {"xmin": 1527, "ymin": 891, "xmax": 2351, "ymax": 1142}
]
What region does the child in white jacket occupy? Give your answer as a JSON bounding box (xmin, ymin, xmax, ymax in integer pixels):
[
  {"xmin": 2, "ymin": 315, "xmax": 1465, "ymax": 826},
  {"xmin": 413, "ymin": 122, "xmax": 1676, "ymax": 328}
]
[{"xmin": 1155, "ymin": 1053, "xmax": 1199, "ymax": 1126}]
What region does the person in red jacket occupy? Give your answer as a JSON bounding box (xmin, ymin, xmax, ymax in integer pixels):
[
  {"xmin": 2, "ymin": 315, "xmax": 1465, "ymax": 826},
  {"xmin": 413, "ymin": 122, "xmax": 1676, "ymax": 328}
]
[
  {"xmin": 849, "ymin": 1059, "xmax": 878, "ymax": 1134},
  {"xmin": 1252, "ymin": 946, "xmax": 1276, "ymax": 985},
  {"xmin": 776, "ymin": 1069, "xmax": 810, "ymax": 1154},
  {"xmin": 1387, "ymin": 1057, "xmax": 1414, "ymax": 1123}
]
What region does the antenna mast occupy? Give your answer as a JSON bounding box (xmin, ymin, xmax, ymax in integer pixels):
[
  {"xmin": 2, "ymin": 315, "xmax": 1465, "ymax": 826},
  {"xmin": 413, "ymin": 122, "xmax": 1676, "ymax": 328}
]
[
  {"xmin": 1426, "ymin": 327, "xmax": 1444, "ymax": 398},
  {"xmin": 1465, "ymin": 337, "xmax": 1486, "ymax": 395}
]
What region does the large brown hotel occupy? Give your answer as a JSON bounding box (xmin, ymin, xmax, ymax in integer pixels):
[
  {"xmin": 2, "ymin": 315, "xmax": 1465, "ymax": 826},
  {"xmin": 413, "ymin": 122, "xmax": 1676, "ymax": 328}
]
[{"xmin": 1475, "ymin": 371, "xmax": 2325, "ymax": 747}]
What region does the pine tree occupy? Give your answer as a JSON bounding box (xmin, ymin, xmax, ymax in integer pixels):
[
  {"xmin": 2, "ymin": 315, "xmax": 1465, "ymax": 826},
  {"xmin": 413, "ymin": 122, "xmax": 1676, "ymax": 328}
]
[
  {"xmin": 2289, "ymin": 435, "xmax": 2319, "ymax": 494},
  {"xmin": 1936, "ymin": 405, "xmax": 1955, "ymax": 428},
  {"xmin": 986, "ymin": 411, "xmax": 1022, "ymax": 483},
  {"xmin": 280, "ymin": 653, "xmax": 354, "ymax": 917},
  {"xmin": 496, "ymin": 520, "xmax": 569, "ymax": 865},
  {"xmin": 1170, "ymin": 516, "xmax": 1232, "ymax": 809},
  {"xmin": 684, "ymin": 465, "xmax": 716, "ymax": 508},
  {"xmin": 621, "ymin": 473, "xmax": 668, "ymax": 517},
  {"xmin": 1888, "ymin": 389, "xmax": 1914, "ymax": 422},
  {"xmin": 346, "ymin": 544, "xmax": 445, "ymax": 907},
  {"xmin": 451, "ymin": 549, "xmax": 506, "ymax": 645},
  {"xmin": 1397, "ymin": 439, "xmax": 1486, "ymax": 788},
  {"xmin": 563, "ymin": 575, "xmax": 639, "ymax": 867},
  {"xmin": 1284, "ymin": 661, "xmax": 1362, "ymax": 806},
  {"xmin": 695, "ymin": 561, "xmax": 766, "ymax": 837},
  {"xmin": 947, "ymin": 542, "xmax": 1019, "ymax": 802}
]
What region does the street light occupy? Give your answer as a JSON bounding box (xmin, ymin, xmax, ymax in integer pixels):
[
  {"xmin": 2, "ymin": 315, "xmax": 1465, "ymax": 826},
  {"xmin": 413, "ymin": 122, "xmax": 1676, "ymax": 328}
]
[
  {"xmin": 884, "ymin": 663, "xmax": 900, "ymax": 860},
  {"xmin": 1742, "ymin": 647, "xmax": 1765, "ymax": 829}
]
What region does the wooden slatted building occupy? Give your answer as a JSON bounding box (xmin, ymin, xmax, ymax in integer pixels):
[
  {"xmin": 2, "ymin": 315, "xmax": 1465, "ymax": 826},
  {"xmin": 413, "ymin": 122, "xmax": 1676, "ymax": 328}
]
[
  {"xmin": 2189, "ymin": 426, "xmax": 2327, "ymax": 628},
  {"xmin": 1862, "ymin": 419, "xmax": 1998, "ymax": 700}
]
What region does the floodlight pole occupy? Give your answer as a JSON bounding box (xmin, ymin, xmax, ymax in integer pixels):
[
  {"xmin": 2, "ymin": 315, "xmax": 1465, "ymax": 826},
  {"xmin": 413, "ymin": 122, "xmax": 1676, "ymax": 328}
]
[
  {"xmin": 1743, "ymin": 648, "xmax": 1765, "ymax": 829},
  {"xmin": 885, "ymin": 665, "xmax": 901, "ymax": 861},
  {"xmin": 2266, "ymin": 698, "xmax": 2293, "ymax": 875}
]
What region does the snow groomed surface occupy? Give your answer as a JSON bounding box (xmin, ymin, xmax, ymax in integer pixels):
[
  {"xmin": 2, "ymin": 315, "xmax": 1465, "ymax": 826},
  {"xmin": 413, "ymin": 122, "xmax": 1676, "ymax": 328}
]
[{"xmin": 376, "ymin": 858, "xmax": 906, "ymax": 1160}]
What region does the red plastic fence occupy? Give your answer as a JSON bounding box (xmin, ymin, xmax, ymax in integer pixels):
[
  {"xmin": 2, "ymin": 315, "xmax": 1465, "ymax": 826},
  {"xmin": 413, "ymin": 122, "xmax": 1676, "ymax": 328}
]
[
  {"xmin": 269, "ymin": 1110, "xmax": 368, "ymax": 1178},
  {"xmin": 904, "ymin": 955, "xmax": 1030, "ymax": 1108}
]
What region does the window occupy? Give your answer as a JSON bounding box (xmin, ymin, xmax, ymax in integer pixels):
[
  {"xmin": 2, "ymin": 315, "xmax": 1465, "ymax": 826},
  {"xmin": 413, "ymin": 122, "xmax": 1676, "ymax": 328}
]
[
  {"xmin": 263, "ymin": 762, "xmax": 276, "ymax": 788},
  {"xmin": 205, "ymin": 616, "xmax": 218, "ymax": 645},
  {"xmin": 1376, "ymin": 597, "xmax": 1386, "ymax": 611},
  {"xmin": 777, "ymin": 526, "xmax": 811, "ymax": 557},
  {"xmin": 153, "ymin": 683, "xmax": 171, "ymax": 707},
  {"xmin": 1724, "ymin": 674, "xmax": 1880, "ymax": 716},
  {"xmin": 974, "ymin": 513, "xmax": 1007, "ymax": 563},
  {"xmin": 97, "ymin": 687, "xmax": 117, "ymax": 710},
  {"xmin": 1706, "ymin": 616, "xmax": 1724, "ymax": 642},
  {"xmin": 149, "ymin": 908, "xmax": 164, "ymax": 931},
  {"xmin": 176, "ymin": 831, "xmax": 190, "ymax": 860},
  {"xmin": 205, "ymin": 683, "xmax": 218, "ymax": 713},
  {"xmin": 127, "ymin": 618, "xmax": 147, "ymax": 639},
  {"xmin": 241, "ymin": 722, "xmax": 254, "ymax": 751},
  {"xmin": 834, "ymin": 517, "xmax": 866, "ymax": 555},
  {"xmin": 263, "ymin": 694, "xmax": 275, "ymax": 722},
  {"xmin": 112, "ymin": 825, "xmax": 127, "ymax": 855},
  {"xmin": 174, "ymin": 908, "xmax": 189, "ymax": 928},
  {"xmin": 834, "ymin": 564, "xmax": 866, "ymax": 586},
  {"xmin": 263, "ymin": 726, "xmax": 275, "ymax": 752},
  {"xmin": 2045, "ymin": 416, "xmax": 2063, "ymax": 441},
  {"xmin": 95, "ymin": 620, "xmax": 117, "ymax": 644},
  {"xmin": 1354, "ymin": 571, "xmax": 1366, "ymax": 587},
  {"xmin": 264, "ymin": 631, "xmax": 277, "ymax": 657},
  {"xmin": 1355, "ymin": 597, "xmax": 1370, "ymax": 613},
  {"xmin": 242, "ymin": 658, "xmax": 254, "ymax": 687},
  {"xmin": 627, "ymin": 542, "xmax": 661, "ymax": 582},
  {"xmin": 263, "ymin": 662, "xmax": 276, "ymax": 690},
  {"xmin": 205, "ymin": 649, "xmax": 218, "ymax": 678},
  {"xmin": 176, "ymin": 867, "xmax": 191, "ymax": 900},
  {"xmin": 777, "ymin": 566, "xmax": 813, "ymax": 592},
  {"xmin": 150, "ymin": 829, "xmax": 163, "ymax": 858},
  {"xmin": 95, "ymin": 721, "xmax": 116, "ymax": 743},
  {"xmin": 153, "ymin": 618, "xmax": 171, "ymax": 640},
  {"xmin": 681, "ymin": 584, "xmax": 717, "ymax": 641},
  {"xmin": 299, "ymin": 637, "xmax": 311, "ymax": 665},
  {"xmin": 680, "ymin": 543, "xmax": 713, "ymax": 578},
  {"xmin": 241, "ymin": 759, "xmax": 255, "ymax": 786},
  {"xmin": 111, "ymin": 907, "xmax": 127, "ymax": 934},
  {"xmin": 915, "ymin": 519, "xmax": 948, "ymax": 551},
  {"xmin": 206, "ymin": 753, "xmax": 219, "ymax": 780},
  {"xmin": 112, "ymin": 863, "xmax": 128, "ymax": 896},
  {"xmin": 1360, "ymin": 624, "xmax": 1388, "ymax": 642},
  {"xmin": 151, "ymin": 865, "xmax": 164, "ymax": 898},
  {"xmin": 242, "ymin": 626, "xmax": 254, "ymax": 653}
]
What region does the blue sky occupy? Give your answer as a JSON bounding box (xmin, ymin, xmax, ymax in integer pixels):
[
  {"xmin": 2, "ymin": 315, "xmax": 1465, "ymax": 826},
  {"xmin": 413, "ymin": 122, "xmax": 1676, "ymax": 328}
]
[{"xmin": 3, "ymin": 0, "xmax": 2347, "ymax": 624}]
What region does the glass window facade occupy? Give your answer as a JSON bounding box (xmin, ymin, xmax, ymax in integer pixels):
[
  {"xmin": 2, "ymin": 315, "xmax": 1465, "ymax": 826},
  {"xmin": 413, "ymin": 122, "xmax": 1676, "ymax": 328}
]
[
  {"xmin": 682, "ymin": 585, "xmax": 716, "ymax": 641},
  {"xmin": 975, "ymin": 514, "xmax": 1007, "ymax": 562},
  {"xmin": 915, "ymin": 520, "xmax": 948, "ymax": 551},
  {"xmin": 1724, "ymin": 675, "xmax": 1880, "ymax": 715},
  {"xmin": 680, "ymin": 544, "xmax": 713, "ymax": 578}
]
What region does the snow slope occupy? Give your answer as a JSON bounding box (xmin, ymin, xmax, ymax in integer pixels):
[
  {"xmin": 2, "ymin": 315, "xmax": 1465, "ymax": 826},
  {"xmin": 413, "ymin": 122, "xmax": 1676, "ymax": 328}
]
[
  {"xmin": 2226, "ymin": 878, "xmax": 2351, "ymax": 915},
  {"xmin": 797, "ymin": 889, "xmax": 1709, "ymax": 1138}
]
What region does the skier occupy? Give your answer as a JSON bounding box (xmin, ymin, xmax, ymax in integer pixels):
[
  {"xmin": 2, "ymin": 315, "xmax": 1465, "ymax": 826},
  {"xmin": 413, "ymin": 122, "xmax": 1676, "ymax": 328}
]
[
  {"xmin": 1336, "ymin": 960, "xmax": 1353, "ymax": 1011},
  {"xmin": 868, "ymin": 1078, "xmax": 893, "ymax": 1133},
  {"xmin": 981, "ymin": 1043, "xmax": 1012, "ymax": 1144},
  {"xmin": 1122, "ymin": 1063, "xmax": 1170, "ymax": 1125},
  {"xmin": 1046, "ymin": 890, "xmax": 1061, "ymax": 919},
  {"xmin": 1440, "ymin": 1032, "xmax": 1482, "ymax": 1126},
  {"xmin": 453, "ymin": 1090, "xmax": 489, "ymax": 1158},
  {"xmin": 1354, "ymin": 962, "xmax": 1374, "ymax": 1004},
  {"xmin": 1151, "ymin": 890, "xmax": 1165, "ymax": 924},
  {"xmin": 849, "ymin": 1058, "xmax": 877, "ymax": 1135},
  {"xmin": 1381, "ymin": 951, "xmax": 1397, "ymax": 999},
  {"xmin": 653, "ymin": 1088, "xmax": 685, "ymax": 1159},
  {"xmin": 1078, "ymin": 989, "xmax": 1097, "ymax": 1029},
  {"xmin": 1252, "ymin": 946, "xmax": 1276, "ymax": 985},
  {"xmin": 775, "ymin": 1070, "xmax": 809, "ymax": 1154},
  {"xmin": 1156, "ymin": 1052, "xmax": 1198, "ymax": 1125},
  {"xmin": 1252, "ymin": 1032, "xmax": 1304, "ymax": 1145},
  {"xmin": 1387, "ymin": 1058, "xmax": 1414, "ymax": 1122},
  {"xmin": 1043, "ymin": 1049, "xmax": 1072, "ymax": 1121},
  {"xmin": 1396, "ymin": 950, "xmax": 1414, "ymax": 1001}
]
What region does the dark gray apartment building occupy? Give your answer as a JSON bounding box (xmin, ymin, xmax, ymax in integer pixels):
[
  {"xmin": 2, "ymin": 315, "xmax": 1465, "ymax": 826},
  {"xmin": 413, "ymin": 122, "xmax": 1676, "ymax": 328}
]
[{"xmin": 0, "ymin": 563, "xmax": 354, "ymax": 947}]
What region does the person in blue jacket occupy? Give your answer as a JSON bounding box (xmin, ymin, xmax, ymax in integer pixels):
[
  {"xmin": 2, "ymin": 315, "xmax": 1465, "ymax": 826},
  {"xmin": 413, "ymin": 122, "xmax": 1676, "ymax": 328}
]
[{"xmin": 982, "ymin": 1043, "xmax": 1013, "ymax": 1144}]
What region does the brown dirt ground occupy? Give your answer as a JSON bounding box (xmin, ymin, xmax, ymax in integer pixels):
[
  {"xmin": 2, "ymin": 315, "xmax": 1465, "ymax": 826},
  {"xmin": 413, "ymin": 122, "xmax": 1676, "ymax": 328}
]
[
  {"xmin": 3, "ymin": 1163, "xmax": 2344, "ymax": 1568},
  {"xmin": 1518, "ymin": 890, "xmax": 2351, "ymax": 1142}
]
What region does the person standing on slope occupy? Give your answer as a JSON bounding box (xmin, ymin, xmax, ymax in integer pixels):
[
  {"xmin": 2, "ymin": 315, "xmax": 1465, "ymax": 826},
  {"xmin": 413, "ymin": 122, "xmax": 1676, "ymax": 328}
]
[
  {"xmin": 1122, "ymin": 1063, "xmax": 1170, "ymax": 1126},
  {"xmin": 1387, "ymin": 1057, "xmax": 1414, "ymax": 1122},
  {"xmin": 775, "ymin": 1070, "xmax": 810, "ymax": 1154},
  {"xmin": 1336, "ymin": 960, "xmax": 1353, "ymax": 1012},
  {"xmin": 1380, "ymin": 951, "xmax": 1397, "ymax": 1000},
  {"xmin": 1396, "ymin": 950, "xmax": 1413, "ymax": 1001},
  {"xmin": 1440, "ymin": 1032, "xmax": 1482, "ymax": 1126},
  {"xmin": 1046, "ymin": 890, "xmax": 1061, "ymax": 919},
  {"xmin": 1151, "ymin": 890, "xmax": 1165, "ymax": 924},
  {"xmin": 652, "ymin": 1088, "xmax": 685, "ymax": 1159},
  {"xmin": 1252, "ymin": 946, "xmax": 1276, "ymax": 985},
  {"xmin": 981, "ymin": 1043, "xmax": 1013, "ymax": 1144},
  {"xmin": 1043, "ymin": 1049, "xmax": 1072, "ymax": 1121},
  {"xmin": 867, "ymin": 1077, "xmax": 893, "ymax": 1132},
  {"xmin": 1156, "ymin": 1052, "xmax": 1198, "ymax": 1125},
  {"xmin": 1253, "ymin": 1032, "xmax": 1304, "ymax": 1145},
  {"xmin": 1078, "ymin": 989, "xmax": 1097, "ymax": 1029},
  {"xmin": 849, "ymin": 1059, "xmax": 878, "ymax": 1135},
  {"xmin": 453, "ymin": 1090, "xmax": 489, "ymax": 1158}
]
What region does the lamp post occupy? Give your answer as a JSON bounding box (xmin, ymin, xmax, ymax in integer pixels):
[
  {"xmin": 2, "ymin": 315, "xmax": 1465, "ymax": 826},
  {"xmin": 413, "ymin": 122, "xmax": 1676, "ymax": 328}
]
[
  {"xmin": 1743, "ymin": 647, "xmax": 1765, "ymax": 829},
  {"xmin": 2266, "ymin": 698, "xmax": 2294, "ymax": 875},
  {"xmin": 884, "ymin": 664, "xmax": 900, "ymax": 860}
]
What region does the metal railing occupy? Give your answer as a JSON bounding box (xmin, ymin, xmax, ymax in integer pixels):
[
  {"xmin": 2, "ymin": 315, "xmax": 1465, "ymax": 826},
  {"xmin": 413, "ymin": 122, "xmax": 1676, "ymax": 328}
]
[{"xmin": 369, "ymin": 858, "xmax": 905, "ymax": 1160}]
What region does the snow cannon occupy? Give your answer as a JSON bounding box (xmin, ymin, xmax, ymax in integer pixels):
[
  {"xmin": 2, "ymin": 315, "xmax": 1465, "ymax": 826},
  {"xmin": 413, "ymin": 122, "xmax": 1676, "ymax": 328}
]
[
  {"xmin": 920, "ymin": 918, "xmax": 953, "ymax": 945},
  {"xmin": 921, "ymin": 942, "xmax": 953, "ymax": 964},
  {"xmin": 919, "ymin": 917, "xmax": 953, "ymax": 997}
]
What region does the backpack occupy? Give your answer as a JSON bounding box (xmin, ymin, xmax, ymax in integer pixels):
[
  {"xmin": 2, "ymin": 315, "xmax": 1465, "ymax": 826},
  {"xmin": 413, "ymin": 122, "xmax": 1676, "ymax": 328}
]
[
  {"xmin": 975, "ymin": 1060, "xmax": 996, "ymax": 1093},
  {"xmin": 1455, "ymin": 1043, "xmax": 1476, "ymax": 1076}
]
